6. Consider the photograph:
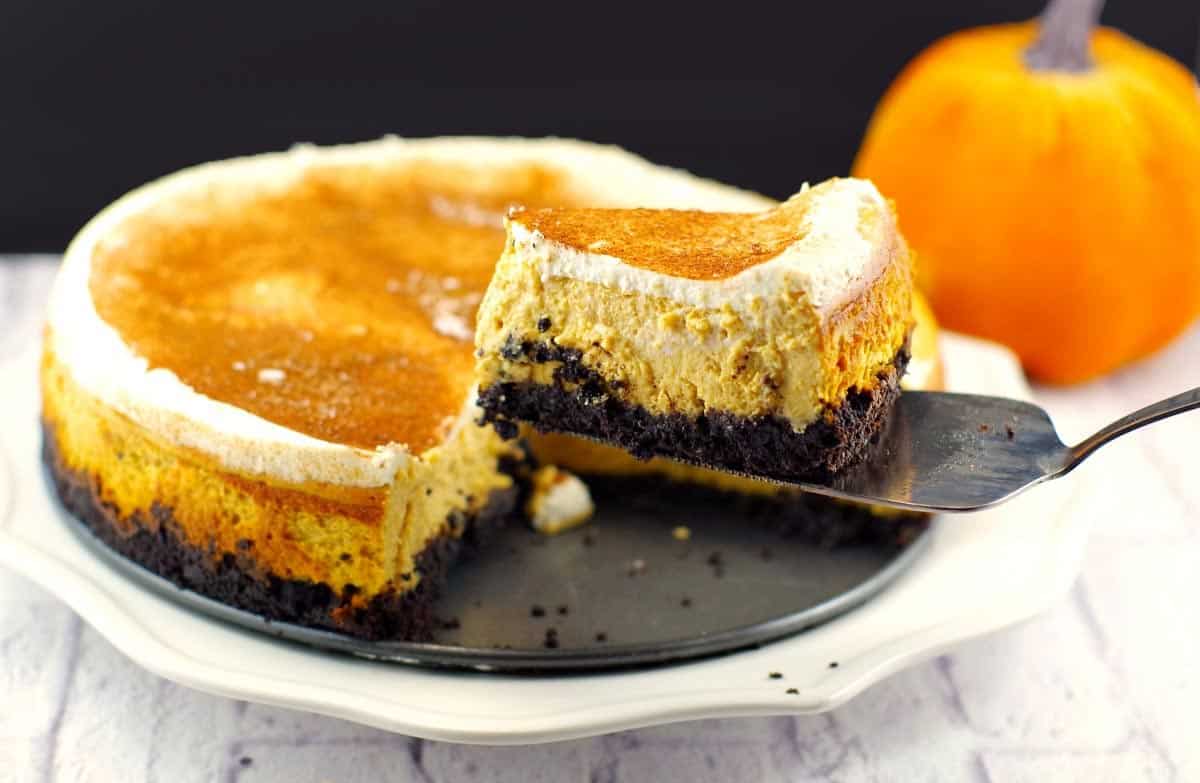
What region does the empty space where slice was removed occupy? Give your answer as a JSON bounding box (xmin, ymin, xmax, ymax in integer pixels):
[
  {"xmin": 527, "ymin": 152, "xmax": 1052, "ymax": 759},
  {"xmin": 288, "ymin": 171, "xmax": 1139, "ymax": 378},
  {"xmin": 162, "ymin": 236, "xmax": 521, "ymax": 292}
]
[{"xmin": 475, "ymin": 177, "xmax": 916, "ymax": 483}]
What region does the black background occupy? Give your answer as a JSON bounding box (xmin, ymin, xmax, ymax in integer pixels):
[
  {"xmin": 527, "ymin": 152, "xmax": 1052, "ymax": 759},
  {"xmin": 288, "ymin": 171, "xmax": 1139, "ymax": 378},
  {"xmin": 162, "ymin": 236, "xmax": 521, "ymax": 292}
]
[{"xmin": 3, "ymin": 1, "xmax": 1196, "ymax": 251}]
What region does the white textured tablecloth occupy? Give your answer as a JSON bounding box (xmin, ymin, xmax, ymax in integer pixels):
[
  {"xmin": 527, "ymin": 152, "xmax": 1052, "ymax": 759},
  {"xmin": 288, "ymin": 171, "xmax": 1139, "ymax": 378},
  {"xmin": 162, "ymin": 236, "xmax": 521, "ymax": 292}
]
[{"xmin": 3, "ymin": 254, "xmax": 1196, "ymax": 782}]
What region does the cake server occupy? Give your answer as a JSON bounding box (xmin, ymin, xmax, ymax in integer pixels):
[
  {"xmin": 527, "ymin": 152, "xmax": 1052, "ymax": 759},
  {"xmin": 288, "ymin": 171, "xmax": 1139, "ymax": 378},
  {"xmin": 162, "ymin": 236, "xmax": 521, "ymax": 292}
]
[{"xmin": 763, "ymin": 388, "xmax": 1200, "ymax": 513}]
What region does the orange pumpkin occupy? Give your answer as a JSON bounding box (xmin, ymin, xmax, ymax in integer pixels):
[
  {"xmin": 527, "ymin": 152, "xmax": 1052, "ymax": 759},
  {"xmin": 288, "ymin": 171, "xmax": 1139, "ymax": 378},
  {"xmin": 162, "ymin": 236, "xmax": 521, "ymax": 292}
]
[{"xmin": 854, "ymin": 1, "xmax": 1200, "ymax": 383}]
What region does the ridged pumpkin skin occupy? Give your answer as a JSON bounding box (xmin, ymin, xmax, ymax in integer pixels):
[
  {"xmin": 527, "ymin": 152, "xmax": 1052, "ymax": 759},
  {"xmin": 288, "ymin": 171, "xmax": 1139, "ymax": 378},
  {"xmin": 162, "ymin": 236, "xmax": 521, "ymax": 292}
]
[{"xmin": 854, "ymin": 22, "xmax": 1200, "ymax": 383}]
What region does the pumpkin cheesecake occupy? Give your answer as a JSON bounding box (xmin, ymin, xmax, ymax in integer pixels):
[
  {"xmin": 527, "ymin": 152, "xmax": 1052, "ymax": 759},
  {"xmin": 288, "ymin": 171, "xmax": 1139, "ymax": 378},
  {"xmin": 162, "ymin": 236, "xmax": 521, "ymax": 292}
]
[
  {"xmin": 475, "ymin": 179, "xmax": 915, "ymax": 483},
  {"xmin": 40, "ymin": 137, "xmax": 771, "ymax": 640}
]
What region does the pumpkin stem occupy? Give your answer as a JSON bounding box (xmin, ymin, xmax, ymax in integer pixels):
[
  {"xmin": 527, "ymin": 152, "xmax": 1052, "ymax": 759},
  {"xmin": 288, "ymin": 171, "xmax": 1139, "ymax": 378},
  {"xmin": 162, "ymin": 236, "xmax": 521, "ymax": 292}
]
[{"xmin": 1024, "ymin": 0, "xmax": 1105, "ymax": 72}]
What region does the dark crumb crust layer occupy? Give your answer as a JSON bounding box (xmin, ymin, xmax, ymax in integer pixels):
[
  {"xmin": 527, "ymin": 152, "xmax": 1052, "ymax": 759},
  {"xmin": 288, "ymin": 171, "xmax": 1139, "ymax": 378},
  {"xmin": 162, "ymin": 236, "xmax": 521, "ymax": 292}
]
[
  {"xmin": 479, "ymin": 339, "xmax": 909, "ymax": 484},
  {"xmin": 584, "ymin": 474, "xmax": 929, "ymax": 550},
  {"xmin": 42, "ymin": 422, "xmax": 519, "ymax": 642}
]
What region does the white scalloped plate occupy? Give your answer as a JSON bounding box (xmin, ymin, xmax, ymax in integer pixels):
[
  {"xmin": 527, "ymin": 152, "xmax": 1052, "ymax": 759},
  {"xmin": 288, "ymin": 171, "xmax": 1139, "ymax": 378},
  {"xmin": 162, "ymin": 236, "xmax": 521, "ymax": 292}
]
[{"xmin": 0, "ymin": 333, "xmax": 1083, "ymax": 744}]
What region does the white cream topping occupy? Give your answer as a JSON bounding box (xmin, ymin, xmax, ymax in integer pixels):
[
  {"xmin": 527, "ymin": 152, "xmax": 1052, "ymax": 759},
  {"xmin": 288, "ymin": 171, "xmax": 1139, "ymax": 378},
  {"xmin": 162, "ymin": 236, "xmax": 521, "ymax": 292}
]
[
  {"xmin": 47, "ymin": 136, "xmax": 771, "ymax": 488},
  {"xmin": 515, "ymin": 178, "xmax": 893, "ymax": 320}
]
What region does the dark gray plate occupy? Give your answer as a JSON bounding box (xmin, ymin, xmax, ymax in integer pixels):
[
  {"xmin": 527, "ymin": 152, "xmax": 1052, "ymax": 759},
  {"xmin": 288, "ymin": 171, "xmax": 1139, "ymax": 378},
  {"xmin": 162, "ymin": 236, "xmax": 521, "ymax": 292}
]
[{"xmin": 58, "ymin": 475, "xmax": 929, "ymax": 673}]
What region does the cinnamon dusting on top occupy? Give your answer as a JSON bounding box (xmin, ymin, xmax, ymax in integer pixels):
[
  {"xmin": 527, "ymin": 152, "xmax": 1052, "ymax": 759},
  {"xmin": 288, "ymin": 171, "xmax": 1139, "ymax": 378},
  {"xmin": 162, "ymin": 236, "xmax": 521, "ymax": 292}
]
[
  {"xmin": 511, "ymin": 188, "xmax": 818, "ymax": 281},
  {"xmin": 89, "ymin": 161, "xmax": 572, "ymax": 453}
]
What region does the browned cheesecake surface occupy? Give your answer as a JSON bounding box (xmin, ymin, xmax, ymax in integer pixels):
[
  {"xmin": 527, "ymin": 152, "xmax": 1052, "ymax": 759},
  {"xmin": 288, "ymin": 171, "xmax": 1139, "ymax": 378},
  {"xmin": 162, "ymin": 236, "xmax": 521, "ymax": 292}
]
[
  {"xmin": 510, "ymin": 192, "xmax": 817, "ymax": 281},
  {"xmin": 90, "ymin": 162, "xmax": 572, "ymax": 452}
]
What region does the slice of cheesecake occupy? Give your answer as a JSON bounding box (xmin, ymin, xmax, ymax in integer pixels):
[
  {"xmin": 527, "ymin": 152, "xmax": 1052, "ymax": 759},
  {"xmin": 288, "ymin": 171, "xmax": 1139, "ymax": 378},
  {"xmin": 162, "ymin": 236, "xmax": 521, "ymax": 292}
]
[
  {"xmin": 475, "ymin": 178, "xmax": 915, "ymax": 483},
  {"xmin": 40, "ymin": 136, "xmax": 772, "ymax": 640}
]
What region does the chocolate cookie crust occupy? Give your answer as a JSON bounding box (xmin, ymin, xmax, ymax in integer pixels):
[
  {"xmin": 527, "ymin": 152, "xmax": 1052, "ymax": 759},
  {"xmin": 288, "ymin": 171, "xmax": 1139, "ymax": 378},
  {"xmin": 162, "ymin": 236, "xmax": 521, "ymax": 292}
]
[
  {"xmin": 478, "ymin": 341, "xmax": 909, "ymax": 484},
  {"xmin": 42, "ymin": 423, "xmax": 518, "ymax": 641}
]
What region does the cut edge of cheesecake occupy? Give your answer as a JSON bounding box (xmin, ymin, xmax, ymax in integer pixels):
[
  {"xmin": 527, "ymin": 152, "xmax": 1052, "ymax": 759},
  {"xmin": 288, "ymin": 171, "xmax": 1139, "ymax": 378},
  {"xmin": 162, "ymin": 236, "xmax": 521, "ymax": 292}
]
[
  {"xmin": 41, "ymin": 136, "xmax": 775, "ymax": 639},
  {"xmin": 524, "ymin": 289, "xmax": 943, "ymax": 533},
  {"xmin": 475, "ymin": 177, "xmax": 915, "ymax": 483}
]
